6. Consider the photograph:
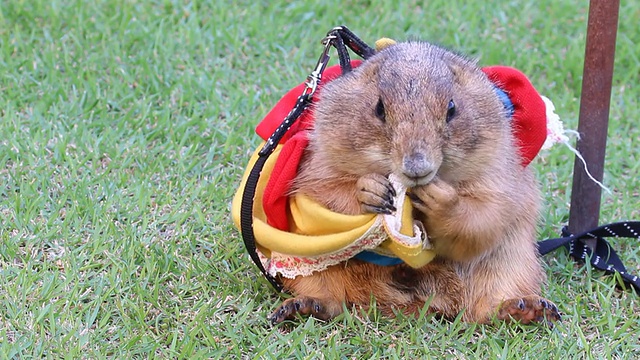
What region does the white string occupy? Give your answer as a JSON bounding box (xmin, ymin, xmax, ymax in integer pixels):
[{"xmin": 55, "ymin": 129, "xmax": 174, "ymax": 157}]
[
  {"xmin": 562, "ymin": 140, "xmax": 613, "ymax": 195},
  {"xmin": 540, "ymin": 95, "xmax": 612, "ymax": 195}
]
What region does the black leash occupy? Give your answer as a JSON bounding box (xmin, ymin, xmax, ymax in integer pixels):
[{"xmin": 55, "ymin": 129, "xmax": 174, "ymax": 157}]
[
  {"xmin": 538, "ymin": 222, "xmax": 640, "ymax": 294},
  {"xmin": 239, "ymin": 26, "xmax": 375, "ymax": 292}
]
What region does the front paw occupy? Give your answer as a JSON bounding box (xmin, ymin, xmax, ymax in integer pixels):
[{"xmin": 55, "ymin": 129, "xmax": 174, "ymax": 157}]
[
  {"xmin": 408, "ymin": 177, "xmax": 459, "ymax": 216},
  {"xmin": 356, "ymin": 173, "xmax": 396, "ymax": 214}
]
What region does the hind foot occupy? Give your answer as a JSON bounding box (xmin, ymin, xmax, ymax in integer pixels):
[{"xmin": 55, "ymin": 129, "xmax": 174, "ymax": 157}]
[
  {"xmin": 268, "ymin": 296, "xmax": 342, "ymax": 325},
  {"xmin": 497, "ymin": 295, "xmax": 561, "ymax": 326}
]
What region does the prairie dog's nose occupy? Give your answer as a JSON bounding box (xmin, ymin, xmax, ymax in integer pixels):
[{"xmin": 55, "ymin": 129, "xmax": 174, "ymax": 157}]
[{"xmin": 402, "ymin": 152, "xmax": 435, "ymax": 182}]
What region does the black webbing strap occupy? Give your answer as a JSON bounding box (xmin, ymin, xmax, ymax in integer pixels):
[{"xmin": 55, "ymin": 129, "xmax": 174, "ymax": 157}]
[
  {"xmin": 239, "ymin": 26, "xmax": 375, "ymax": 292},
  {"xmin": 333, "ymin": 34, "xmax": 352, "ymax": 74},
  {"xmin": 331, "ymin": 26, "xmax": 375, "ymax": 74},
  {"xmin": 538, "ymin": 222, "xmax": 640, "ymax": 294},
  {"xmin": 240, "ymin": 94, "xmax": 312, "ymax": 292},
  {"xmin": 335, "ymin": 26, "xmax": 376, "ymax": 60}
]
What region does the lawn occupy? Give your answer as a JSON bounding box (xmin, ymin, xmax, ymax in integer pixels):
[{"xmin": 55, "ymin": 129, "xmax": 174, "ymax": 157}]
[{"xmin": 0, "ymin": 0, "xmax": 639, "ymax": 358}]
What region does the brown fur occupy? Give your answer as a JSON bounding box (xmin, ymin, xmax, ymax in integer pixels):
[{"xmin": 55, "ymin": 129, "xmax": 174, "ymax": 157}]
[{"xmin": 268, "ymin": 42, "xmax": 559, "ymax": 325}]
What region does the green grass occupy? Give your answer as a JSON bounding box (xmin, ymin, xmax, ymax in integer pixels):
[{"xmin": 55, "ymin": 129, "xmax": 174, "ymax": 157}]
[{"xmin": 1, "ymin": 0, "xmax": 639, "ymax": 358}]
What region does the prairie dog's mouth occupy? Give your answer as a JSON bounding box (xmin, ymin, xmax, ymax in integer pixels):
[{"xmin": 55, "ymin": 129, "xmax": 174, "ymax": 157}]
[
  {"xmin": 399, "ymin": 151, "xmax": 439, "ymax": 188},
  {"xmin": 396, "ymin": 171, "xmax": 437, "ymax": 188}
]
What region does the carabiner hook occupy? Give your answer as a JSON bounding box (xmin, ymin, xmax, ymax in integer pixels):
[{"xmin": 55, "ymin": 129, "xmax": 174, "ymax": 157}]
[{"xmin": 302, "ymin": 33, "xmax": 337, "ymax": 98}]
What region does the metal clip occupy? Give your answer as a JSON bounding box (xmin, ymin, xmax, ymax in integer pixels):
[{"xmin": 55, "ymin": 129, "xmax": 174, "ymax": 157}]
[{"xmin": 302, "ymin": 32, "xmax": 337, "ymax": 98}]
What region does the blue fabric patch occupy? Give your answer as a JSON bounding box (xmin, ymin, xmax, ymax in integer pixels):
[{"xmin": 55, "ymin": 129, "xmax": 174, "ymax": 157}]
[
  {"xmin": 354, "ymin": 250, "xmax": 404, "ymax": 266},
  {"xmin": 494, "ymin": 86, "xmax": 515, "ymax": 119}
]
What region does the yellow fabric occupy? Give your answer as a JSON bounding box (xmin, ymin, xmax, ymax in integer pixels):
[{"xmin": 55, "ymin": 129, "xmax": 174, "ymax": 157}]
[
  {"xmin": 231, "ymin": 144, "xmax": 435, "ymax": 269},
  {"xmin": 379, "ymin": 195, "xmax": 436, "ymax": 268},
  {"xmin": 375, "ymin": 37, "xmax": 397, "ymax": 51}
]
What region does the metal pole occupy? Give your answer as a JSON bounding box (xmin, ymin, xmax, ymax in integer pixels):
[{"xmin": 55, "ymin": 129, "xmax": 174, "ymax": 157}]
[{"xmin": 568, "ymin": 0, "xmax": 620, "ymax": 249}]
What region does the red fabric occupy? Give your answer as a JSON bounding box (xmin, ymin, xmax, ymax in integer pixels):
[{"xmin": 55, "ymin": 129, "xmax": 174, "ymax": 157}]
[
  {"xmin": 258, "ymin": 61, "xmax": 362, "ymax": 230},
  {"xmin": 482, "ymin": 66, "xmax": 547, "ymax": 167},
  {"xmin": 261, "ymin": 132, "xmax": 309, "ymax": 230},
  {"xmin": 256, "ymin": 61, "xmax": 363, "ymax": 143},
  {"xmin": 258, "ymin": 62, "xmax": 547, "ymax": 230}
]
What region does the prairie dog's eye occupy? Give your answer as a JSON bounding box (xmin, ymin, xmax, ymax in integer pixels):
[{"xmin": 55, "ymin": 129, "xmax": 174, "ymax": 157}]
[
  {"xmin": 446, "ymin": 99, "xmax": 456, "ymax": 123},
  {"xmin": 375, "ymin": 98, "xmax": 386, "ymax": 122}
]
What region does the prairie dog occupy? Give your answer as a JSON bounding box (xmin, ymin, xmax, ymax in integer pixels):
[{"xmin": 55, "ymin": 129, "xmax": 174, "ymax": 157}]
[{"xmin": 268, "ymin": 41, "xmax": 560, "ymax": 325}]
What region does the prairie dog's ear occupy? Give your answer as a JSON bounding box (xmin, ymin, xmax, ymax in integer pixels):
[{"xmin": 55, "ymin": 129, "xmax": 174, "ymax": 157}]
[{"xmin": 445, "ymin": 55, "xmax": 480, "ymax": 85}]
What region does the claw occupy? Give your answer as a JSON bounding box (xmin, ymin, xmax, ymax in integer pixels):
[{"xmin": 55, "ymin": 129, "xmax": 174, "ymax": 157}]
[
  {"xmin": 407, "ymin": 192, "xmax": 425, "ymax": 205},
  {"xmin": 267, "ymin": 313, "xmax": 279, "ymax": 325},
  {"xmin": 385, "ymin": 202, "xmax": 397, "ymax": 213},
  {"xmin": 385, "ymin": 193, "xmax": 395, "ymax": 207},
  {"xmin": 365, "ymin": 204, "xmax": 394, "ymax": 215},
  {"xmin": 386, "ymin": 182, "xmax": 397, "ymax": 198}
]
